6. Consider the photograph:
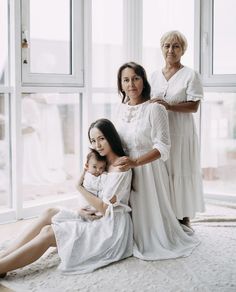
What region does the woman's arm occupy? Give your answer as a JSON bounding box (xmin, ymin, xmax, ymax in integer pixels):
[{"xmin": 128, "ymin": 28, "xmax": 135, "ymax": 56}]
[
  {"xmin": 77, "ymin": 172, "xmax": 109, "ymax": 216},
  {"xmin": 114, "ymin": 149, "xmax": 160, "ymax": 171},
  {"xmin": 151, "ymin": 99, "xmax": 200, "ymax": 113}
]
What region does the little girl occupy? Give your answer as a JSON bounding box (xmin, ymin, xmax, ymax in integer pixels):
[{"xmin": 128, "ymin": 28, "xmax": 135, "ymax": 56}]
[{"xmin": 77, "ymin": 149, "xmax": 108, "ymax": 216}]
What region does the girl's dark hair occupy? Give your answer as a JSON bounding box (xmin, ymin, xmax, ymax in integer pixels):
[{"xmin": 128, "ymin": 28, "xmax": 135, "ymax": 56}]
[
  {"xmin": 88, "ymin": 118, "xmax": 126, "ymax": 157},
  {"xmin": 86, "ymin": 149, "xmax": 107, "ymax": 164},
  {"xmin": 117, "ymin": 61, "xmax": 151, "ymax": 103}
]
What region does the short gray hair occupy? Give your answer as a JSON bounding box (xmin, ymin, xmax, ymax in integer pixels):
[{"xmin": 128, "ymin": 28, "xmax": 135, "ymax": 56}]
[{"xmin": 160, "ymin": 30, "xmax": 188, "ymax": 54}]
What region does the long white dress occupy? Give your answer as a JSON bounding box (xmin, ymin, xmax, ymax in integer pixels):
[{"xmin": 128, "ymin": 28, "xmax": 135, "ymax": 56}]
[
  {"xmin": 150, "ymin": 66, "xmax": 205, "ymax": 219},
  {"xmin": 52, "ymin": 170, "xmax": 133, "ymax": 274},
  {"xmin": 115, "ymin": 101, "xmax": 199, "ymax": 260}
]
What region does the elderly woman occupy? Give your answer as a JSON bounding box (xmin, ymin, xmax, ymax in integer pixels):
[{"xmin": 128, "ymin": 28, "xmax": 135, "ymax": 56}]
[{"xmin": 150, "ymin": 30, "xmax": 205, "ymax": 228}]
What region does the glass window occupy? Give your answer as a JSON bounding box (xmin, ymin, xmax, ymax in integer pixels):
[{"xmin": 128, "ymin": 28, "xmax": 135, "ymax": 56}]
[
  {"xmin": 21, "ymin": 0, "xmax": 84, "ymax": 86},
  {"xmin": 0, "ymin": 0, "xmax": 8, "ymax": 85},
  {"xmin": 0, "ymin": 94, "xmax": 10, "ymax": 210},
  {"xmin": 21, "ymin": 93, "xmax": 81, "ymax": 206},
  {"xmin": 29, "ymin": 0, "xmax": 71, "ymax": 74},
  {"xmin": 201, "ymin": 92, "xmax": 236, "ymax": 196},
  {"xmin": 142, "ymin": 0, "xmax": 194, "ymax": 77},
  {"xmin": 213, "ymin": 0, "xmax": 236, "ymax": 74},
  {"xmin": 92, "ymin": 0, "xmax": 123, "ymax": 88},
  {"xmin": 91, "ymin": 93, "xmax": 119, "ymax": 121}
]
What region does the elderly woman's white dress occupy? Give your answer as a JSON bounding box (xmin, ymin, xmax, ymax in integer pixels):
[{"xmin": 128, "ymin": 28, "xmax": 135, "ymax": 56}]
[
  {"xmin": 52, "ymin": 170, "xmax": 133, "ymax": 274},
  {"xmin": 115, "ymin": 101, "xmax": 199, "ymax": 260},
  {"xmin": 150, "ymin": 66, "xmax": 205, "ymax": 219}
]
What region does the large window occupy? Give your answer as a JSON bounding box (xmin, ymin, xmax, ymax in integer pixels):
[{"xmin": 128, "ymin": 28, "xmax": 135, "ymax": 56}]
[
  {"xmin": 0, "ymin": 0, "xmax": 8, "ymax": 85},
  {"xmin": 91, "ymin": 0, "xmax": 123, "ymax": 121},
  {"xmin": 29, "ymin": 0, "xmax": 71, "ymax": 75},
  {"xmin": 21, "ymin": 93, "xmax": 81, "ymax": 208},
  {"xmin": 200, "ymin": 0, "xmax": 236, "ymax": 85},
  {"xmin": 200, "ymin": 0, "xmax": 236, "ymax": 199},
  {"xmin": 213, "ymin": 0, "xmax": 236, "ymax": 75},
  {"xmin": 0, "ymin": 94, "xmax": 10, "ymax": 211},
  {"xmin": 201, "ymin": 92, "xmax": 236, "ymax": 197},
  {"xmin": 0, "ymin": 0, "xmax": 84, "ymax": 223},
  {"xmin": 142, "ymin": 0, "xmax": 195, "ymax": 77},
  {"xmin": 0, "ymin": 0, "xmax": 11, "ymax": 220},
  {"xmin": 1, "ymin": 0, "xmax": 236, "ymax": 223},
  {"xmin": 21, "ymin": 0, "xmax": 84, "ymax": 86}
]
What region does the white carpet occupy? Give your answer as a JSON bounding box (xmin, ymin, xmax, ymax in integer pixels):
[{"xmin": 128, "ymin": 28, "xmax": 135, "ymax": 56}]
[{"xmin": 1, "ymin": 201, "xmax": 236, "ymax": 292}]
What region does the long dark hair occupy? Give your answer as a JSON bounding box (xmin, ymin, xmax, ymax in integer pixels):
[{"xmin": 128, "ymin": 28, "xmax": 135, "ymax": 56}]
[
  {"xmin": 117, "ymin": 61, "xmax": 151, "ymax": 103},
  {"xmin": 88, "ymin": 118, "xmax": 126, "ymax": 157}
]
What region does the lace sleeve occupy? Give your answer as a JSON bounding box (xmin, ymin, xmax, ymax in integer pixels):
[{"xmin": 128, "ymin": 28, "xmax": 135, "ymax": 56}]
[{"xmin": 150, "ymin": 103, "xmax": 171, "ymax": 161}]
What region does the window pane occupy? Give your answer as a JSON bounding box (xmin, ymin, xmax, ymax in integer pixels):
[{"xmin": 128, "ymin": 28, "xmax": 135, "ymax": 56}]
[
  {"xmin": 0, "ymin": 94, "xmax": 10, "ymax": 210},
  {"xmin": 92, "ymin": 0, "xmax": 123, "ymax": 87},
  {"xmin": 143, "ymin": 0, "xmax": 194, "ymax": 77},
  {"xmin": 213, "ymin": 0, "xmax": 236, "ymax": 74},
  {"xmin": 201, "ymin": 92, "xmax": 236, "ymax": 196},
  {"xmin": 29, "ymin": 0, "xmax": 71, "ymax": 74},
  {"xmin": 21, "ymin": 93, "xmax": 81, "ymax": 205},
  {"xmin": 91, "ymin": 93, "xmax": 119, "ymax": 120},
  {"xmin": 0, "ymin": 0, "xmax": 8, "ymax": 85}
]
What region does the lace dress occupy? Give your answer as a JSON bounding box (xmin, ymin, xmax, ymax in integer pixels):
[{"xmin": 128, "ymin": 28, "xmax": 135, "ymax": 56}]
[
  {"xmin": 115, "ymin": 101, "xmax": 199, "ymax": 260},
  {"xmin": 150, "ymin": 66, "xmax": 205, "ymax": 219},
  {"xmin": 52, "ymin": 170, "xmax": 133, "ymax": 274}
]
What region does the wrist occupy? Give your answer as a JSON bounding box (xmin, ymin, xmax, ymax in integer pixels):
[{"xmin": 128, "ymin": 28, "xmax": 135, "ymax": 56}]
[{"xmin": 134, "ymin": 158, "xmax": 139, "ymax": 167}]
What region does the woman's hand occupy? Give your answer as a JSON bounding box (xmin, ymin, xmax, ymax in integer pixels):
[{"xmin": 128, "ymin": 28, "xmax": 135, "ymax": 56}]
[
  {"xmin": 150, "ymin": 98, "xmax": 171, "ymax": 110},
  {"xmin": 114, "ymin": 156, "xmax": 137, "ymax": 171},
  {"xmin": 78, "ymin": 208, "xmax": 102, "ymax": 221}
]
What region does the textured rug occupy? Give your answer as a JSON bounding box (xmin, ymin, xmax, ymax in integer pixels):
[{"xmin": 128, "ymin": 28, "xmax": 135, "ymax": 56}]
[{"xmin": 1, "ymin": 202, "xmax": 236, "ymax": 292}]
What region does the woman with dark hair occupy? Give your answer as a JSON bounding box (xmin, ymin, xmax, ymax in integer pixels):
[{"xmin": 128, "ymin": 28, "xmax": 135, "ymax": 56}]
[
  {"xmin": 117, "ymin": 61, "xmax": 151, "ymax": 103},
  {"xmin": 0, "ymin": 119, "xmax": 133, "ymax": 276},
  {"xmin": 114, "ymin": 61, "xmax": 199, "ymax": 260}
]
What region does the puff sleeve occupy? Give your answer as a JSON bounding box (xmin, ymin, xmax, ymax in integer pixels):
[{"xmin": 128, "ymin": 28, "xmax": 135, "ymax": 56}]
[
  {"xmin": 101, "ymin": 170, "xmax": 132, "ymax": 216},
  {"xmin": 186, "ymin": 70, "xmax": 204, "ymax": 102}
]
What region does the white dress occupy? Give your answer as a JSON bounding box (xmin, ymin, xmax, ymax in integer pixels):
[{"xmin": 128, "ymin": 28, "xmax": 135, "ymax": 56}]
[
  {"xmin": 52, "ymin": 170, "xmax": 133, "ymax": 274},
  {"xmin": 150, "ymin": 66, "xmax": 205, "ymax": 219},
  {"xmin": 115, "ymin": 101, "xmax": 199, "ymax": 260}
]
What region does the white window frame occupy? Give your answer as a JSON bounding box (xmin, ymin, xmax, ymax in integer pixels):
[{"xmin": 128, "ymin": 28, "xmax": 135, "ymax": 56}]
[
  {"xmin": 21, "ymin": 0, "xmax": 84, "ymax": 87},
  {"xmin": 200, "ymin": 0, "xmax": 236, "ymax": 88},
  {"xmin": 0, "ymin": 0, "xmax": 87, "ymax": 223}
]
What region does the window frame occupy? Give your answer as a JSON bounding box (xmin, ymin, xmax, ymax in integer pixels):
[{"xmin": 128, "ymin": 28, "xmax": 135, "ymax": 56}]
[
  {"xmin": 200, "ymin": 0, "xmax": 236, "ymax": 88},
  {"xmin": 21, "ymin": 0, "xmax": 84, "ymax": 87}
]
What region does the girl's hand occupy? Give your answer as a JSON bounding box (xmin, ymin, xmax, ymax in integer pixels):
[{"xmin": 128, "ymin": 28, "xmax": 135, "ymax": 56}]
[{"xmin": 114, "ymin": 156, "xmax": 136, "ymax": 171}]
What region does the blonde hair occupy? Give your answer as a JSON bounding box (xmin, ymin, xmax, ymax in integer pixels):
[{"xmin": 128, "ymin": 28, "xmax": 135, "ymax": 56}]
[{"xmin": 160, "ymin": 30, "xmax": 188, "ymax": 54}]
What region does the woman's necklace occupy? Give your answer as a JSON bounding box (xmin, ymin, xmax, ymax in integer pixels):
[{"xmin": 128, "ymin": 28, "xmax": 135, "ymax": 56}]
[{"xmin": 162, "ymin": 63, "xmax": 183, "ymax": 81}]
